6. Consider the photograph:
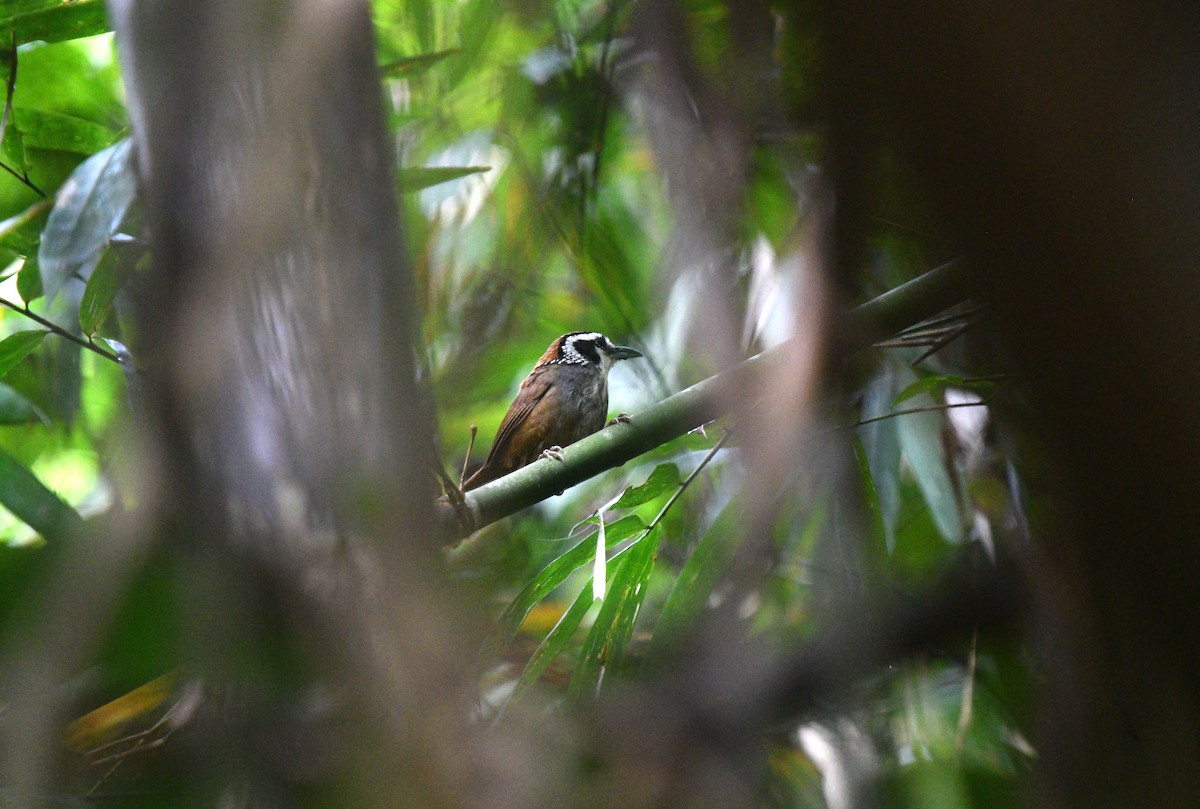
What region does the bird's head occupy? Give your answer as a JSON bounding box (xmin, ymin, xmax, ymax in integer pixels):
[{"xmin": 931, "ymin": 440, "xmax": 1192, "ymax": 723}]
[{"xmin": 540, "ymin": 332, "xmax": 643, "ymax": 373}]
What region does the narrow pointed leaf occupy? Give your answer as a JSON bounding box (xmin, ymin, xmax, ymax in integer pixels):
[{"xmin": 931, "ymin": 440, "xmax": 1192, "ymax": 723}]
[
  {"xmin": 0, "ymin": 446, "xmax": 84, "ymax": 541},
  {"xmin": 897, "ymin": 391, "xmax": 963, "ymax": 543},
  {"xmin": 17, "ymin": 251, "xmax": 42, "ymax": 304},
  {"xmin": 504, "ymin": 581, "xmax": 595, "ymax": 714},
  {"xmin": 398, "ymin": 165, "xmax": 489, "ymax": 193},
  {"xmin": 497, "ymin": 513, "xmax": 643, "ymax": 641},
  {"xmin": 648, "ymin": 498, "xmax": 745, "ymax": 662},
  {"xmin": 13, "ymin": 108, "xmax": 118, "ymax": 155},
  {"xmin": 567, "ymin": 533, "xmax": 658, "ymax": 703},
  {"xmin": 379, "ymin": 48, "xmax": 458, "ymax": 77}
]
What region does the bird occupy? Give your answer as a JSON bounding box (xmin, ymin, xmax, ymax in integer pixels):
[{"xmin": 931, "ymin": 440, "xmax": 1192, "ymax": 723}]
[{"xmin": 461, "ymin": 332, "xmax": 643, "ymax": 491}]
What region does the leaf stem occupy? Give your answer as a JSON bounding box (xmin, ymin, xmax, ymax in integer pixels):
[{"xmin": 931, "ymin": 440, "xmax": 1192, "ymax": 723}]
[{"xmin": 0, "ymin": 297, "xmax": 120, "ymax": 364}]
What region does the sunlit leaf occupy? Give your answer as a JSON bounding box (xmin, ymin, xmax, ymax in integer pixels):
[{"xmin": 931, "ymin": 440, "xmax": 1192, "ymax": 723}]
[
  {"xmin": 610, "ymin": 462, "xmax": 681, "ymax": 509},
  {"xmin": 398, "ymin": 165, "xmax": 490, "ymax": 193},
  {"xmin": 0, "ymin": 330, "xmax": 47, "ymax": 380},
  {"xmin": 893, "ymin": 375, "xmax": 966, "ymax": 406},
  {"xmin": 567, "ymin": 532, "xmax": 657, "ymax": 703},
  {"xmin": 38, "ymin": 138, "xmax": 135, "ymax": 302},
  {"xmin": 0, "ymin": 446, "xmax": 84, "ymax": 541},
  {"xmin": 497, "ymin": 513, "xmax": 643, "ymax": 641}
]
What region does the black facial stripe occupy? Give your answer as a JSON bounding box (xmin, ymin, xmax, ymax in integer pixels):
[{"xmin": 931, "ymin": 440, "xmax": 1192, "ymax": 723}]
[{"xmin": 573, "ymin": 339, "xmax": 601, "ymax": 364}]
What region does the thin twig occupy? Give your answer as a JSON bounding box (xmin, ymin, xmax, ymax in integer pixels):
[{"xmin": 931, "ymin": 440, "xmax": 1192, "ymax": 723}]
[
  {"xmin": 0, "ymin": 297, "xmax": 121, "ymax": 363},
  {"xmin": 955, "ymin": 628, "xmax": 978, "ymax": 751},
  {"xmin": 460, "ymin": 424, "xmax": 477, "ymax": 488},
  {"xmin": 852, "ymin": 400, "xmax": 989, "ymax": 429}
]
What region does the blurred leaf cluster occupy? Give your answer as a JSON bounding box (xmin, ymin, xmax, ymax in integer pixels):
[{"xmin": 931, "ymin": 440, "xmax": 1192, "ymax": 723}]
[{"xmin": 0, "ymin": 0, "xmax": 1036, "ymax": 806}]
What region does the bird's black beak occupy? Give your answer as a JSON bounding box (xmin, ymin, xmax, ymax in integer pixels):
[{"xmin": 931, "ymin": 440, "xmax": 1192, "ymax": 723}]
[{"xmin": 609, "ymin": 344, "xmax": 643, "ymax": 361}]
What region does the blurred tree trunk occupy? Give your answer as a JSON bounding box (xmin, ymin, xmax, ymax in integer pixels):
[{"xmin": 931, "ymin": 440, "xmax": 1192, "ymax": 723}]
[
  {"xmin": 105, "ymin": 0, "xmax": 477, "ymax": 803},
  {"xmin": 816, "ymin": 1, "xmax": 1200, "ymax": 805}
]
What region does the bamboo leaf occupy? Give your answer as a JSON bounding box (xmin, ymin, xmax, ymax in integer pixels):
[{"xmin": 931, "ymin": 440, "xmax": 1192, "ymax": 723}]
[
  {"xmin": 398, "ymin": 165, "xmax": 489, "ymax": 193},
  {"xmin": 567, "ymin": 532, "xmax": 658, "ymax": 703},
  {"xmin": 610, "ymin": 463, "xmax": 681, "ymax": 509},
  {"xmin": 648, "ymin": 498, "xmax": 744, "ymax": 662},
  {"xmin": 17, "ymin": 251, "xmax": 42, "ymax": 304},
  {"xmin": 497, "ymin": 514, "xmax": 643, "ymax": 641},
  {"xmin": 0, "ymin": 330, "xmax": 47, "ymax": 380},
  {"xmin": 379, "ymin": 48, "xmax": 458, "ymax": 77},
  {"xmin": 897, "ymin": 390, "xmax": 964, "ymax": 543},
  {"xmin": 0, "ymin": 446, "xmax": 84, "ymax": 541},
  {"xmin": 504, "ymin": 581, "xmax": 596, "ymax": 714}
]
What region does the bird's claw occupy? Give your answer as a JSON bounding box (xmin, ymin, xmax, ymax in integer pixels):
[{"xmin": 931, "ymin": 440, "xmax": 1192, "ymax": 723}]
[
  {"xmin": 607, "ymin": 413, "xmax": 634, "ymax": 427},
  {"xmin": 541, "ymin": 446, "xmax": 566, "ymax": 462}
]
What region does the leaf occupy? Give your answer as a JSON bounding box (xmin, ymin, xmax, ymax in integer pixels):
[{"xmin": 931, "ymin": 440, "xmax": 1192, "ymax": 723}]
[
  {"xmin": 647, "ymin": 497, "xmax": 745, "ymax": 663},
  {"xmin": 853, "ymin": 435, "xmax": 887, "ymax": 554},
  {"xmin": 78, "ymin": 249, "xmax": 122, "ymax": 336},
  {"xmin": 897, "ymin": 390, "xmax": 964, "ymax": 543},
  {"xmin": 0, "ymin": 198, "xmax": 52, "ymax": 254},
  {"xmin": 497, "ymin": 513, "xmax": 643, "ymax": 641},
  {"xmin": 893, "ymin": 375, "xmax": 966, "ymax": 406},
  {"xmin": 0, "ymin": 382, "xmax": 47, "ymax": 424},
  {"xmin": 503, "ymin": 581, "xmax": 596, "ymax": 715},
  {"xmin": 379, "ymin": 48, "xmax": 458, "ymax": 78},
  {"xmin": 610, "ymin": 462, "xmax": 681, "ymax": 509},
  {"xmin": 567, "ymin": 532, "xmax": 658, "ymax": 703},
  {"xmin": 398, "ymin": 165, "xmax": 490, "ymax": 193},
  {"xmin": 17, "ymin": 251, "xmax": 42, "ymax": 303},
  {"xmin": 859, "ymin": 372, "xmax": 902, "ymax": 551},
  {"xmin": 0, "ymin": 446, "xmax": 84, "ymax": 541},
  {"xmin": 0, "ymin": 330, "xmax": 47, "ymax": 380},
  {"xmin": 13, "ymin": 108, "xmax": 118, "ymax": 154},
  {"xmin": 38, "ymin": 138, "xmax": 135, "ymax": 303},
  {"xmin": 3, "ymin": 0, "xmax": 110, "ymax": 46}
]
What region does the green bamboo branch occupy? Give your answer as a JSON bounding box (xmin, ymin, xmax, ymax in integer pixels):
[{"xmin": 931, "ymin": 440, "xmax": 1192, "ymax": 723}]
[{"xmin": 438, "ymin": 258, "xmax": 969, "ymax": 541}]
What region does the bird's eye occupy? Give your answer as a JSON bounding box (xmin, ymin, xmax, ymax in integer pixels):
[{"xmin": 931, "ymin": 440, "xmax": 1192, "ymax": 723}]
[{"xmin": 574, "ymin": 339, "xmax": 601, "ymax": 364}]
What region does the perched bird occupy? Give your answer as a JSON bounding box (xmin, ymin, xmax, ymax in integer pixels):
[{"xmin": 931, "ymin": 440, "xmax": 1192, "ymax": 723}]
[{"xmin": 462, "ymin": 332, "xmax": 643, "ymax": 491}]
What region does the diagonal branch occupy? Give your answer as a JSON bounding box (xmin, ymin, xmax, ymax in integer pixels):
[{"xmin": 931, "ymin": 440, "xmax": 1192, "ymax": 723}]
[{"xmin": 438, "ymin": 258, "xmax": 969, "ymax": 541}]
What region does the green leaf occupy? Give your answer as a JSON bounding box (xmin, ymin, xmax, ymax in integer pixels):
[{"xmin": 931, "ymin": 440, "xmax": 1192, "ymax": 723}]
[
  {"xmin": 503, "ymin": 581, "xmax": 596, "ymax": 714},
  {"xmin": 38, "ymin": 138, "xmax": 135, "ymax": 302},
  {"xmin": 13, "ymin": 108, "xmax": 118, "ymax": 154},
  {"xmin": 648, "ymin": 497, "xmax": 745, "ymax": 662},
  {"xmin": 610, "ymin": 462, "xmax": 681, "ymax": 509},
  {"xmin": 567, "ymin": 532, "xmax": 658, "ymax": 703},
  {"xmin": 379, "ymin": 48, "xmax": 458, "ymax": 78},
  {"xmin": 853, "ymin": 435, "xmax": 887, "ymax": 553},
  {"xmin": 893, "ymin": 375, "xmax": 966, "ymax": 406},
  {"xmin": 0, "ymin": 198, "xmax": 52, "ymax": 254},
  {"xmin": 0, "ymin": 446, "xmax": 84, "ymax": 541},
  {"xmin": 497, "ymin": 513, "xmax": 644, "ymax": 641},
  {"xmin": 0, "ymin": 382, "xmax": 46, "ymax": 424},
  {"xmin": 897, "ymin": 390, "xmax": 964, "ymax": 543},
  {"xmin": 0, "ymin": 330, "xmax": 47, "ymax": 380},
  {"xmin": 398, "ymin": 165, "xmax": 490, "ymax": 193},
  {"xmin": 78, "ymin": 248, "xmax": 122, "ymax": 336},
  {"xmin": 2, "ymin": 0, "xmax": 110, "ymax": 46},
  {"xmin": 17, "ymin": 251, "xmax": 42, "ymax": 304}
]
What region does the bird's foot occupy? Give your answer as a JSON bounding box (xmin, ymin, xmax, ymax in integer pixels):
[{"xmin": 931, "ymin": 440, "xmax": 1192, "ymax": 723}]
[
  {"xmin": 541, "ymin": 446, "xmax": 566, "ymax": 462},
  {"xmin": 607, "ymin": 412, "xmax": 634, "ymax": 427}
]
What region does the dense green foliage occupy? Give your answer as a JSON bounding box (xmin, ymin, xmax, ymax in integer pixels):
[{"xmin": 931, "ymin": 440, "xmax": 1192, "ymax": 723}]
[{"xmin": 0, "ymin": 1, "xmax": 1034, "ymax": 805}]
